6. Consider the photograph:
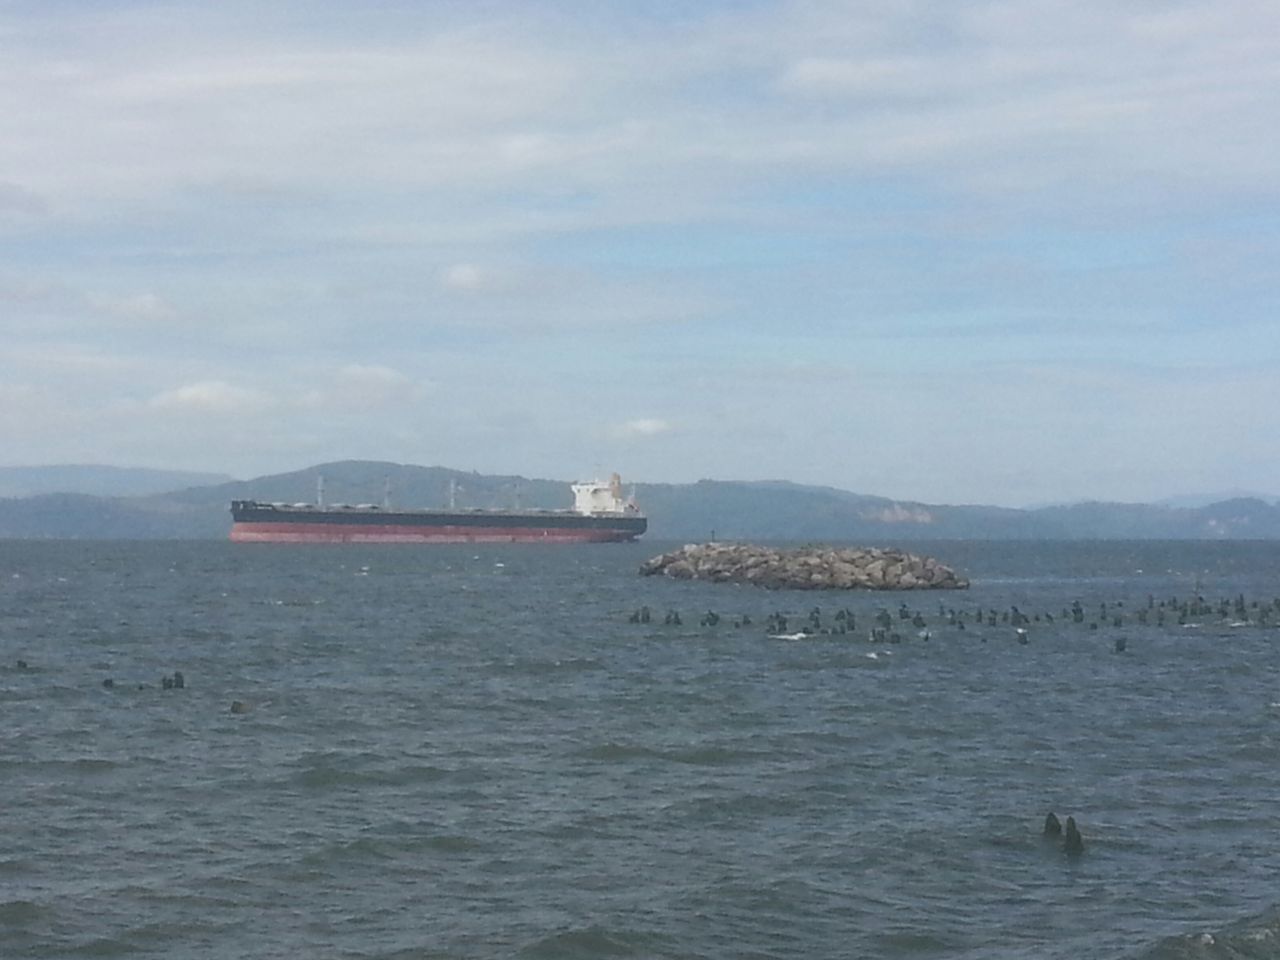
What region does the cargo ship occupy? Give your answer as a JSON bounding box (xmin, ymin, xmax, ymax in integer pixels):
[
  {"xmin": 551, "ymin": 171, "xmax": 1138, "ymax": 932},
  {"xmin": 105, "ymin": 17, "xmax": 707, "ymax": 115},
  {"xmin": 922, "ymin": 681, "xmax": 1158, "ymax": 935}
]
[{"xmin": 229, "ymin": 473, "xmax": 646, "ymax": 543}]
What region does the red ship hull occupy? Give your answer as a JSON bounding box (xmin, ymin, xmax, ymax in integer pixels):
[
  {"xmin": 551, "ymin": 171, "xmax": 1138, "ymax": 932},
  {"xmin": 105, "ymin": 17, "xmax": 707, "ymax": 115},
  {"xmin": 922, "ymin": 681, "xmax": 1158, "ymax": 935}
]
[
  {"xmin": 228, "ymin": 491, "xmax": 646, "ymax": 544},
  {"xmin": 229, "ymin": 522, "xmax": 639, "ymax": 544}
]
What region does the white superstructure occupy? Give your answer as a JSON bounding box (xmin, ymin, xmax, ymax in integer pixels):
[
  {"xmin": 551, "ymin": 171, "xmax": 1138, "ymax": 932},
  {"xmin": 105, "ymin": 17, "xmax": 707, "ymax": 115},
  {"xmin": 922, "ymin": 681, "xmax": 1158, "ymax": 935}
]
[{"xmin": 572, "ymin": 473, "xmax": 640, "ymax": 516}]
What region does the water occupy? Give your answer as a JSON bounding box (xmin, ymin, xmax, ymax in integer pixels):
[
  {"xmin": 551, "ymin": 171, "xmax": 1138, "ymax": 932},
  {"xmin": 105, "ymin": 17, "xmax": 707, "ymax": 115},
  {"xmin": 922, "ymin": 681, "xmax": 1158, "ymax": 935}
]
[{"xmin": 2, "ymin": 539, "xmax": 1279, "ymax": 959}]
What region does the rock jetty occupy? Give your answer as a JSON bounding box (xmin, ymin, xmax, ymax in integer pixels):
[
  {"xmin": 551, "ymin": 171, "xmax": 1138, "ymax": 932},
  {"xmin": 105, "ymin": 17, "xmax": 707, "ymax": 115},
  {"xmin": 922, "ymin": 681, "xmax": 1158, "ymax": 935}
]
[{"xmin": 639, "ymin": 543, "xmax": 969, "ymax": 591}]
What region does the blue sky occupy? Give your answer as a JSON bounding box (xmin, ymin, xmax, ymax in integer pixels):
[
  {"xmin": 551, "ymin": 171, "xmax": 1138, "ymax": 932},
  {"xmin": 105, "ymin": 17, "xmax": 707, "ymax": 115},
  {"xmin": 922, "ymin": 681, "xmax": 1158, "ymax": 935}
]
[{"xmin": 1, "ymin": 0, "xmax": 1277, "ymax": 506}]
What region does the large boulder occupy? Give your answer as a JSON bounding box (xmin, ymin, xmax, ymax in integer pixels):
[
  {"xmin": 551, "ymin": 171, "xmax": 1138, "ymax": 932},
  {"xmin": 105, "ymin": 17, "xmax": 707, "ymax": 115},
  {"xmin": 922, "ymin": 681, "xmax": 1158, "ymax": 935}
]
[{"xmin": 639, "ymin": 543, "xmax": 969, "ymax": 590}]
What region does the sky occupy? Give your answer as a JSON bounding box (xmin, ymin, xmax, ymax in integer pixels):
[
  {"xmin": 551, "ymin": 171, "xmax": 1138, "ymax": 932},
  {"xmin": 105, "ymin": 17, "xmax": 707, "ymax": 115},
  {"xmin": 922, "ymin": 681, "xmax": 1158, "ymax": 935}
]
[{"xmin": 1, "ymin": 0, "xmax": 1277, "ymax": 507}]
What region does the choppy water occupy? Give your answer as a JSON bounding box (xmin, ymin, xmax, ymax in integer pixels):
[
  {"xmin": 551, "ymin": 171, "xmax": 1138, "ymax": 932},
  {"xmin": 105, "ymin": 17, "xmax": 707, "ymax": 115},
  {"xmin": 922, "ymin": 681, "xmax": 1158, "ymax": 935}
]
[{"xmin": 2, "ymin": 539, "xmax": 1280, "ymax": 959}]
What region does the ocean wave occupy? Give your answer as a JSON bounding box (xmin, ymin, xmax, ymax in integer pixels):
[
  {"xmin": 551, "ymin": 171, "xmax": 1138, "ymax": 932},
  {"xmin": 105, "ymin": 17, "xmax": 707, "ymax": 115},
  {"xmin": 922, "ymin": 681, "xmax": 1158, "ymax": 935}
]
[
  {"xmin": 9, "ymin": 540, "xmax": 1280, "ymax": 959},
  {"xmin": 0, "ymin": 898, "xmax": 48, "ymax": 926},
  {"xmin": 294, "ymin": 828, "xmax": 489, "ymax": 870},
  {"xmin": 485, "ymin": 655, "xmax": 605, "ymax": 676},
  {"xmin": 518, "ymin": 925, "xmax": 668, "ymax": 959},
  {"xmin": 285, "ymin": 750, "xmax": 455, "ymax": 790},
  {"xmin": 576, "ymin": 740, "xmax": 765, "ymax": 766},
  {"xmin": 0, "ymin": 857, "xmax": 34, "ymax": 878},
  {"xmin": 1133, "ymin": 903, "xmax": 1280, "ymax": 959},
  {"xmin": 292, "ymin": 762, "xmax": 452, "ymax": 790},
  {"xmin": 0, "ymin": 757, "xmax": 120, "ymax": 776}
]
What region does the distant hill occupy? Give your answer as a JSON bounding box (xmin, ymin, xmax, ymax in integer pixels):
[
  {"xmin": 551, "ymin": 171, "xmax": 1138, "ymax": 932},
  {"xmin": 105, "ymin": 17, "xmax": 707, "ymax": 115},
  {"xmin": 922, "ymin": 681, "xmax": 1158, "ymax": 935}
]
[
  {"xmin": 0, "ymin": 465, "xmax": 233, "ymax": 498},
  {"xmin": 630, "ymin": 479, "xmax": 1044, "ymax": 540},
  {"xmin": 0, "ymin": 461, "xmax": 574, "ymax": 540},
  {"xmin": 0, "ymin": 492, "xmax": 197, "ymax": 539},
  {"xmin": 1157, "ymin": 490, "xmax": 1279, "ymax": 509},
  {"xmin": 1030, "ymin": 498, "xmax": 1280, "ymax": 539},
  {"xmin": 1, "ymin": 460, "xmax": 1279, "ymax": 540}
]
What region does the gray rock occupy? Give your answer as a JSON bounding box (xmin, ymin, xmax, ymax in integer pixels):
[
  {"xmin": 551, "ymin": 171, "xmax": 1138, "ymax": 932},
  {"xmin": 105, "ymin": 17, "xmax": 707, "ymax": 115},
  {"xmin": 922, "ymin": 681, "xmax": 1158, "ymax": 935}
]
[{"xmin": 639, "ymin": 543, "xmax": 969, "ymax": 591}]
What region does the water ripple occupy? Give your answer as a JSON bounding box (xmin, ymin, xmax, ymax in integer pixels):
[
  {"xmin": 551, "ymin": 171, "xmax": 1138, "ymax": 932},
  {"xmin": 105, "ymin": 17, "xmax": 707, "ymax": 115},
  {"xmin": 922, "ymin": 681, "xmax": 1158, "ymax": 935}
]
[{"xmin": 3, "ymin": 540, "xmax": 1280, "ymax": 959}]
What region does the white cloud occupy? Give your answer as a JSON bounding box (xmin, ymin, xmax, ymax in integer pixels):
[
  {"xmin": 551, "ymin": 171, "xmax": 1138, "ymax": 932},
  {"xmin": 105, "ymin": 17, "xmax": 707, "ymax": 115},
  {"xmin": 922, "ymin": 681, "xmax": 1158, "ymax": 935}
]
[
  {"xmin": 441, "ymin": 263, "xmax": 489, "ymax": 292},
  {"xmin": 0, "ymin": 2, "xmax": 1276, "ymax": 502},
  {"xmin": 0, "ymin": 0, "xmax": 1272, "ymax": 224},
  {"xmin": 87, "ymin": 292, "xmax": 178, "ymax": 324},
  {"xmin": 0, "ymin": 180, "xmax": 48, "ymax": 219},
  {"xmin": 299, "ymin": 364, "xmax": 429, "ymax": 412},
  {"xmin": 0, "ymin": 277, "xmax": 59, "ymax": 303},
  {"xmin": 764, "ymin": 2, "xmax": 1280, "ymax": 192},
  {"xmin": 5, "ymin": 342, "xmax": 141, "ymax": 377},
  {"xmin": 616, "ymin": 418, "xmax": 673, "ymax": 437},
  {"xmin": 0, "ymin": 14, "xmax": 583, "ymax": 203},
  {"xmin": 335, "ymin": 363, "xmax": 411, "ymax": 389},
  {"xmin": 149, "ymin": 380, "xmax": 273, "ymax": 413},
  {"xmin": 777, "ymin": 56, "xmax": 940, "ymax": 100},
  {"xmin": 0, "ymin": 384, "xmax": 55, "ymax": 438}
]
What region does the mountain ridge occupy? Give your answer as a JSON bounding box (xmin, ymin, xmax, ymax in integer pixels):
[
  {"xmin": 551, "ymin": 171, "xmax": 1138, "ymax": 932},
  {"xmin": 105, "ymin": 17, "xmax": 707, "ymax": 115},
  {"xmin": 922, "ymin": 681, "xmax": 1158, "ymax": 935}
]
[
  {"xmin": 0, "ymin": 460, "xmax": 1277, "ymax": 540},
  {"xmin": 0, "ymin": 464, "xmax": 234, "ymax": 499}
]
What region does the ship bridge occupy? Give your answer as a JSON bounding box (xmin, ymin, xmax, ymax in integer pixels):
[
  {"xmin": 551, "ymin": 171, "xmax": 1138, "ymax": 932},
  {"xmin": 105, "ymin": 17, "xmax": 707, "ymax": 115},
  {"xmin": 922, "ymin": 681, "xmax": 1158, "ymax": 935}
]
[{"xmin": 572, "ymin": 473, "xmax": 641, "ymax": 516}]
